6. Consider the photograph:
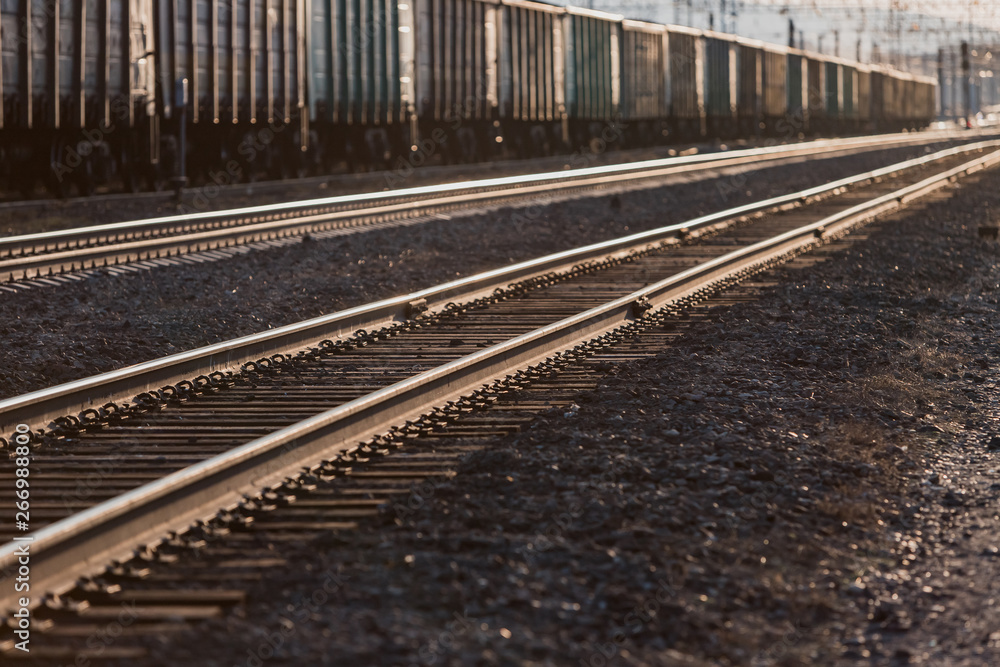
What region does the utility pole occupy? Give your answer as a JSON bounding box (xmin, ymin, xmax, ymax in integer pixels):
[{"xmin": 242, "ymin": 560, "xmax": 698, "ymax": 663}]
[
  {"xmin": 788, "ymin": 18, "xmax": 795, "ymax": 49},
  {"xmin": 962, "ymin": 41, "xmax": 971, "ymax": 124},
  {"xmin": 937, "ymin": 48, "xmax": 945, "ymax": 118},
  {"xmin": 952, "ymin": 47, "xmax": 959, "ymax": 121}
]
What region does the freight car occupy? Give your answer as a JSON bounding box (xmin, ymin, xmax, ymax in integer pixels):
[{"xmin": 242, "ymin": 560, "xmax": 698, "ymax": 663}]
[
  {"xmin": 0, "ymin": 0, "xmax": 158, "ymax": 196},
  {"xmin": 0, "ymin": 0, "xmax": 938, "ymax": 198}
]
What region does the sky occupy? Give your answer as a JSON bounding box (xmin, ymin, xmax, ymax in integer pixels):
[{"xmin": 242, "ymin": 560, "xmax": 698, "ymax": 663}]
[{"xmin": 563, "ymin": 1, "xmax": 1000, "ymax": 75}]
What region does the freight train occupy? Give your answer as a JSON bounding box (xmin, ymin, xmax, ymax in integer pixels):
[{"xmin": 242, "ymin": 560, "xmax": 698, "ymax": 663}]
[{"xmin": 0, "ymin": 0, "xmax": 937, "ymax": 197}]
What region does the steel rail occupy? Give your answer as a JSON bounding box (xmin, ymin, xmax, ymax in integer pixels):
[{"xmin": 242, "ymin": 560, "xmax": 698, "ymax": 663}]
[
  {"xmin": 0, "ymin": 126, "xmax": 988, "ymax": 217},
  {"xmin": 3, "ymin": 140, "xmax": 998, "ymax": 435},
  {"xmin": 0, "ymin": 130, "xmax": 988, "ymax": 284},
  {"xmin": 1, "ymin": 145, "xmax": 998, "ymax": 613}
]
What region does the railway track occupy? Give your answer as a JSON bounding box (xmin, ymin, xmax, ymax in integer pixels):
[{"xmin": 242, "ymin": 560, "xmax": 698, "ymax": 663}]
[
  {"xmin": 0, "ymin": 130, "xmax": 987, "ymax": 287},
  {"xmin": 1, "ymin": 141, "xmax": 998, "ymax": 662}
]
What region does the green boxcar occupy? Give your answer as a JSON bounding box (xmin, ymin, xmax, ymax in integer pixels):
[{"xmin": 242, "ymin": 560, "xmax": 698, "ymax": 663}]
[
  {"xmin": 736, "ymin": 43, "xmax": 760, "ymax": 131},
  {"xmin": 499, "ymin": 0, "xmax": 560, "ymax": 122},
  {"xmin": 786, "ymin": 52, "xmax": 805, "ymax": 126},
  {"xmin": 2, "ymin": 0, "xmax": 154, "ymax": 130},
  {"xmin": 703, "ymin": 35, "xmax": 734, "ymax": 122},
  {"xmin": 824, "ymin": 60, "xmax": 840, "ymax": 119},
  {"xmin": 564, "ymin": 7, "xmax": 618, "ymax": 120},
  {"xmin": 311, "ymin": 0, "xmax": 402, "ymax": 125},
  {"xmin": 156, "ymin": 0, "xmax": 306, "ymax": 124},
  {"xmin": 841, "ymin": 63, "xmax": 856, "ymax": 120}
]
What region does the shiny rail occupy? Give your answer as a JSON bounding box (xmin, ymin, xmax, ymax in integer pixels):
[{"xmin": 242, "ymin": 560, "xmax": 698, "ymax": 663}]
[
  {"xmin": 0, "ymin": 142, "xmax": 997, "ymax": 614},
  {"xmin": 0, "ymin": 129, "xmax": 986, "ymax": 284},
  {"xmin": 3, "ymin": 139, "xmax": 997, "ymax": 435}
]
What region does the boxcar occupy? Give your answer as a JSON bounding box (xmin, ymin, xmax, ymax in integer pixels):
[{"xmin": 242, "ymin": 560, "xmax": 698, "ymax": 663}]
[
  {"xmin": 703, "ymin": 31, "xmax": 735, "ymax": 138},
  {"xmin": 563, "ymin": 5, "xmax": 619, "ymax": 148},
  {"xmin": 760, "ymin": 45, "xmax": 787, "ymax": 133},
  {"xmin": 412, "ymin": 0, "xmax": 495, "ymax": 162},
  {"xmin": 911, "ymin": 75, "xmax": 936, "ymax": 127},
  {"xmin": 856, "ymin": 63, "xmax": 871, "ymax": 132},
  {"xmin": 784, "ymin": 50, "xmax": 807, "ymax": 138},
  {"xmin": 823, "ymin": 60, "xmax": 841, "ymax": 130},
  {"xmin": 0, "ymin": 0, "xmax": 942, "ymax": 198},
  {"xmin": 496, "ymin": 0, "xmax": 563, "ymax": 156},
  {"xmin": 619, "ymin": 19, "xmax": 667, "ymax": 146},
  {"xmin": 154, "ymin": 0, "xmax": 308, "ymax": 179},
  {"xmin": 735, "ymin": 42, "xmax": 760, "ymax": 136},
  {"xmin": 666, "ymin": 24, "xmax": 704, "ymax": 139},
  {"xmin": 311, "ymin": 0, "xmax": 410, "ymax": 170},
  {"xmin": 869, "ymin": 67, "xmax": 886, "ymax": 130},
  {"xmin": 841, "ymin": 62, "xmax": 857, "ymax": 129},
  {"xmin": 0, "ymin": 0, "xmax": 157, "ymax": 194},
  {"xmin": 804, "ymin": 55, "xmax": 825, "ymax": 133}
]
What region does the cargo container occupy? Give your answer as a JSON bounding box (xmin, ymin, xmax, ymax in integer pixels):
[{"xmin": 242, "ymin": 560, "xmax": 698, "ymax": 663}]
[
  {"xmin": 311, "ymin": 0, "xmax": 405, "ymax": 127},
  {"xmin": 703, "ymin": 32, "xmax": 735, "ymax": 137},
  {"xmin": 496, "ymin": 0, "xmax": 562, "ymax": 155},
  {"xmin": 564, "ymin": 6, "xmax": 619, "ymax": 121},
  {"xmin": 308, "ymin": 0, "xmax": 413, "ymax": 170},
  {"xmin": 156, "ymin": 0, "xmax": 305, "ymax": 125},
  {"xmin": 0, "ymin": 0, "xmax": 940, "ymax": 198},
  {"xmin": 0, "ymin": 0, "xmax": 157, "ymax": 194},
  {"xmin": 785, "ymin": 51, "xmax": 807, "ymax": 137},
  {"xmin": 760, "ymin": 45, "xmax": 787, "ymax": 131},
  {"xmin": 736, "ymin": 42, "xmax": 760, "ymax": 136},
  {"xmin": 153, "ymin": 0, "xmax": 309, "ymax": 180},
  {"xmin": 804, "ymin": 55, "xmax": 825, "ymax": 132},
  {"xmin": 411, "ymin": 0, "xmax": 495, "ymax": 161},
  {"xmin": 619, "ymin": 19, "xmax": 667, "ymax": 144},
  {"xmin": 841, "ymin": 62, "xmax": 856, "ymax": 123},
  {"xmin": 562, "ymin": 6, "xmax": 620, "ymax": 150},
  {"xmin": 824, "ymin": 60, "xmax": 841, "ymax": 121},
  {"xmin": 856, "ymin": 64, "xmax": 871, "ymax": 129},
  {"xmin": 667, "ymin": 25, "xmax": 704, "ymax": 138}
]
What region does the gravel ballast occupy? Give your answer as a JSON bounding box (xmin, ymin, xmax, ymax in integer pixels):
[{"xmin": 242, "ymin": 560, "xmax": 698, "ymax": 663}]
[
  {"xmin": 0, "ymin": 143, "xmax": 977, "ymax": 401},
  {"xmin": 103, "ymin": 164, "xmax": 1000, "ymax": 666}
]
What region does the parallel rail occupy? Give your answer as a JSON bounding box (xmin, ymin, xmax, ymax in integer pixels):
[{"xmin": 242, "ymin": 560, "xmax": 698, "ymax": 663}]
[
  {"xmin": 0, "ymin": 130, "xmax": 987, "ymax": 284},
  {"xmin": 3, "ymin": 140, "xmax": 998, "ymax": 435},
  {"xmin": 0, "ymin": 142, "xmax": 998, "ymax": 615}
]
